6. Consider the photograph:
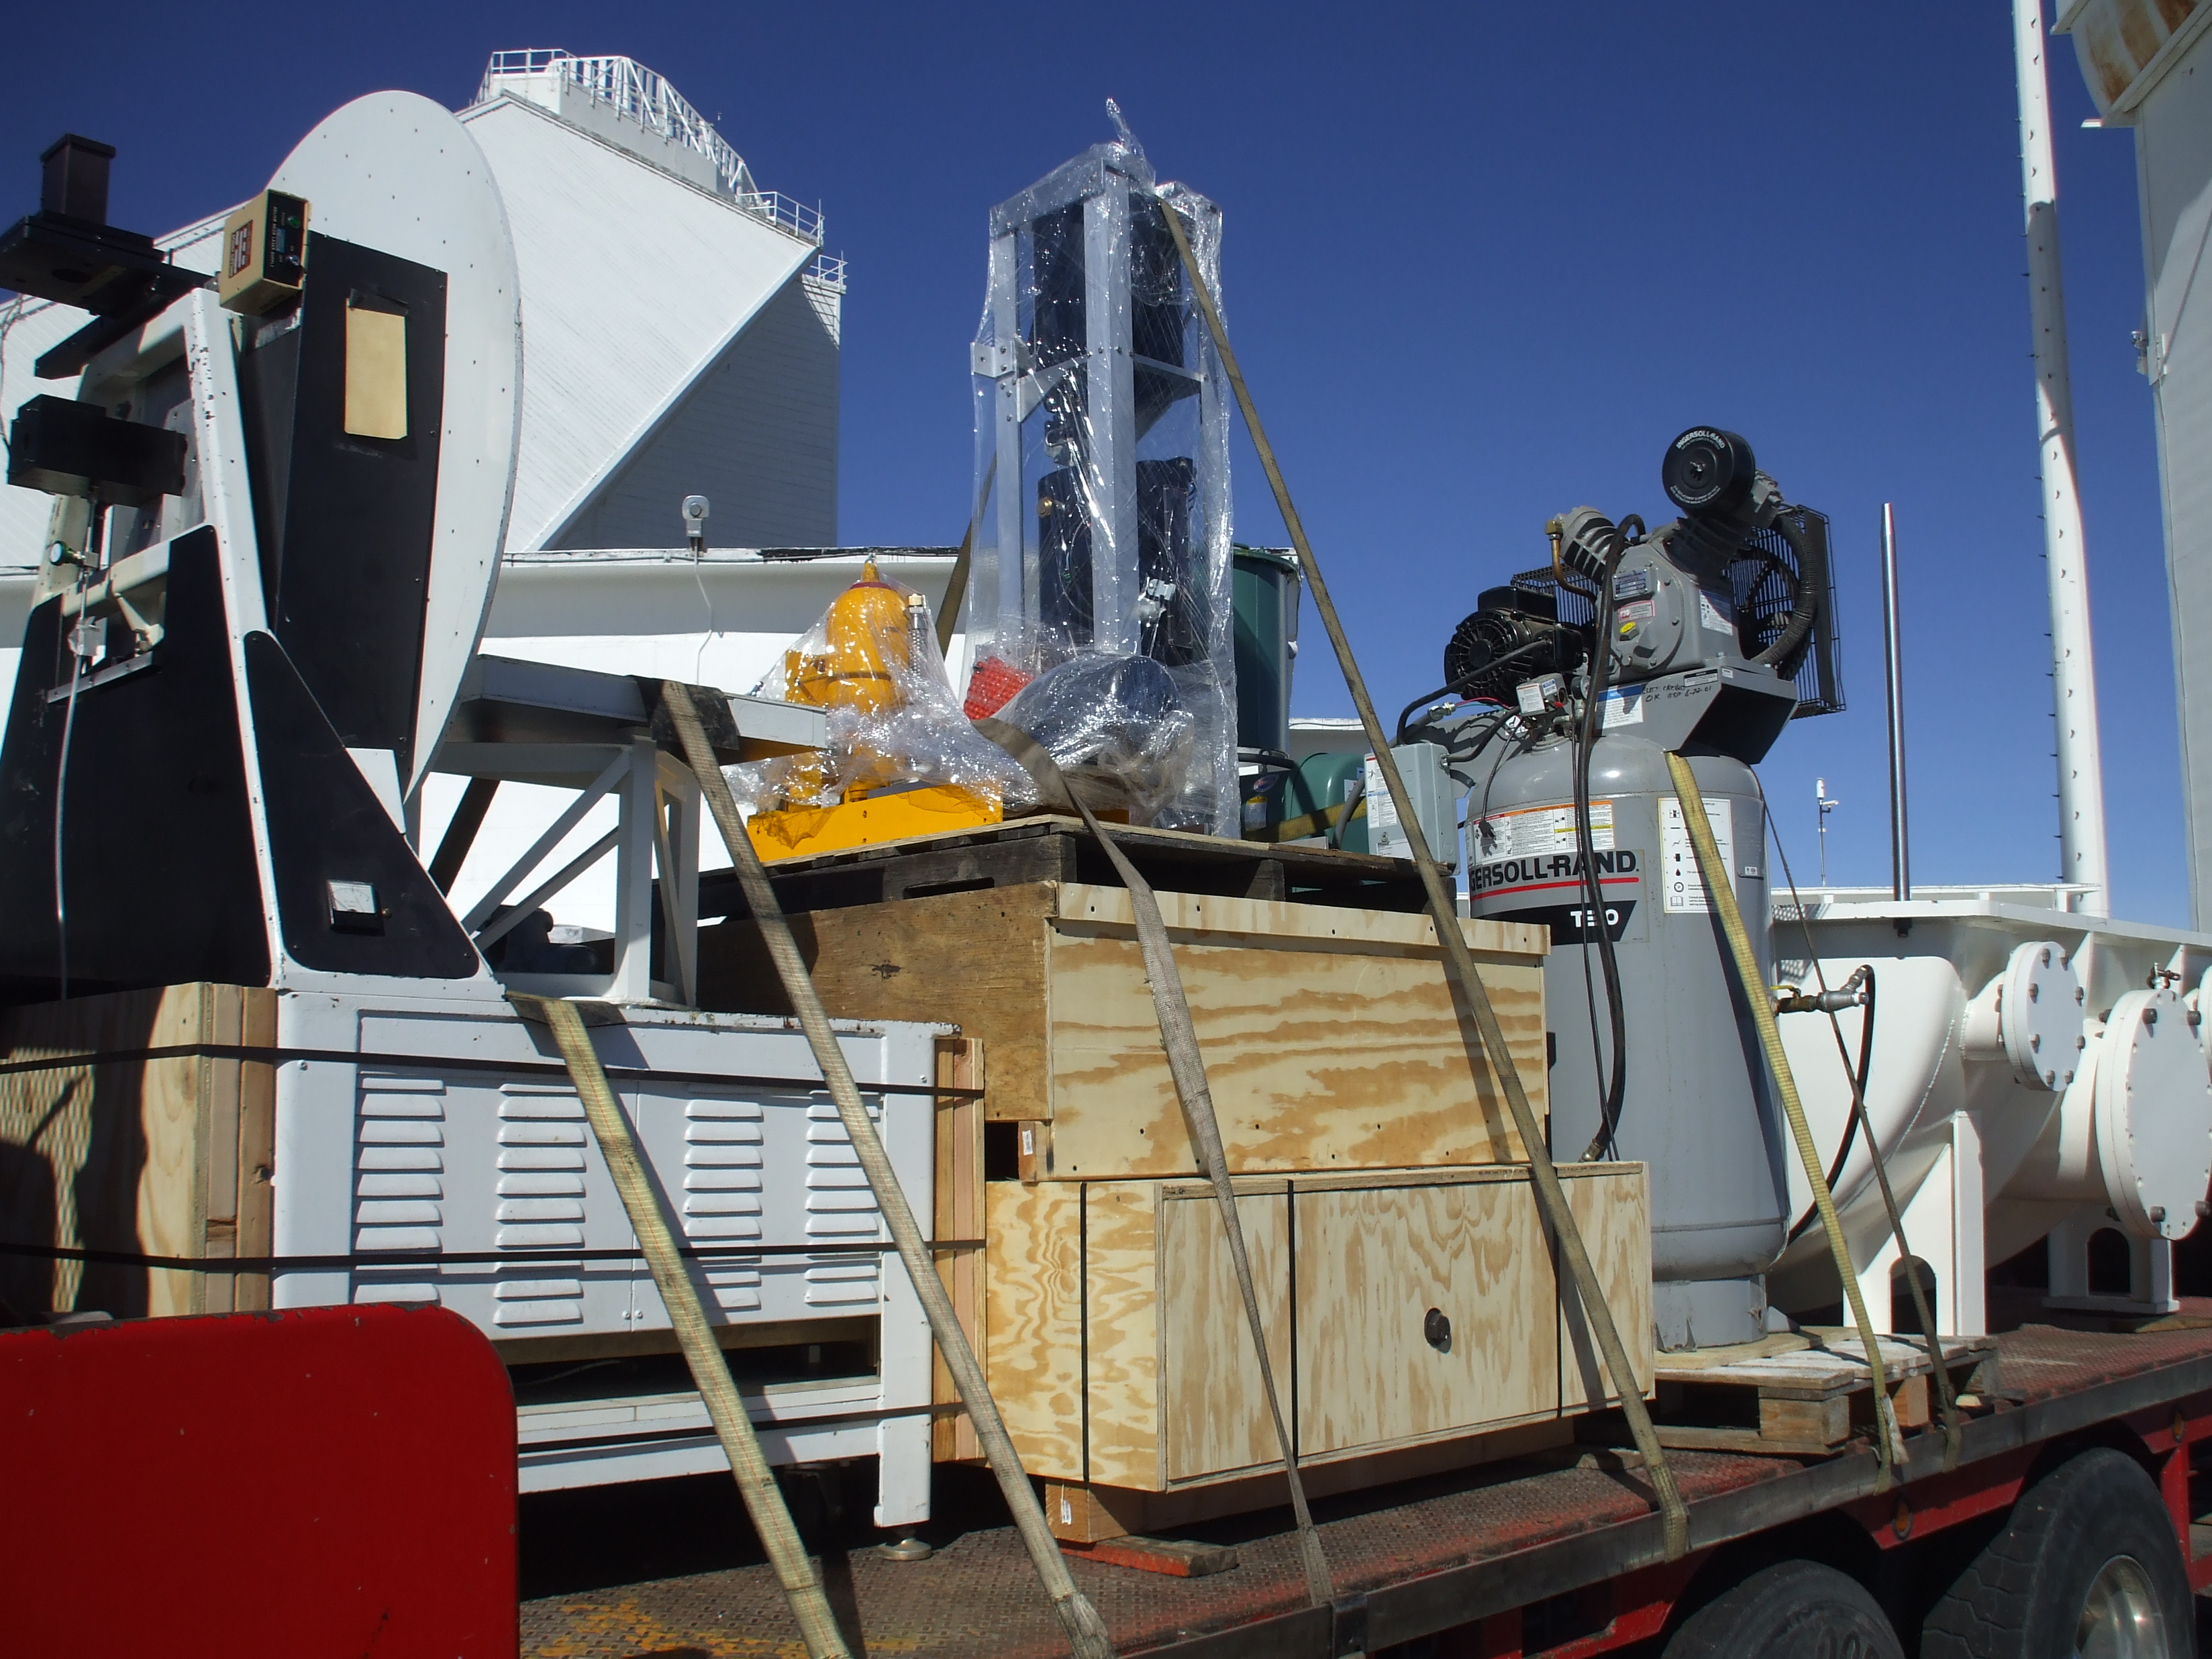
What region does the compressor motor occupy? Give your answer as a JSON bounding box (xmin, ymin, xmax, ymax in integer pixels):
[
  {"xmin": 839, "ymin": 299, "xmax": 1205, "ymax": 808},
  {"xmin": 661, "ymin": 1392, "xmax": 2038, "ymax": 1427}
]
[{"xmin": 1436, "ymin": 428, "xmax": 1841, "ymax": 1351}]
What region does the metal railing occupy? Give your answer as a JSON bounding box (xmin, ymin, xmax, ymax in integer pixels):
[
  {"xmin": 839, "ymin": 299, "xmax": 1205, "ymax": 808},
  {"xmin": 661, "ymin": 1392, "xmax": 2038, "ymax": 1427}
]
[
  {"xmin": 478, "ymin": 49, "xmax": 823, "ymax": 246},
  {"xmin": 804, "ymin": 252, "xmax": 847, "ymax": 289}
]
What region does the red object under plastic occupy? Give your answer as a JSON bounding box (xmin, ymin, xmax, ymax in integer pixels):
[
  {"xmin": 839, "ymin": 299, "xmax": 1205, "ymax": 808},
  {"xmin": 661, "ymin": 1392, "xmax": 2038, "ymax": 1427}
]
[
  {"xmin": 0, "ymin": 1303, "xmax": 516, "ymax": 1657},
  {"xmin": 962, "ymin": 655, "xmax": 1033, "ymax": 719}
]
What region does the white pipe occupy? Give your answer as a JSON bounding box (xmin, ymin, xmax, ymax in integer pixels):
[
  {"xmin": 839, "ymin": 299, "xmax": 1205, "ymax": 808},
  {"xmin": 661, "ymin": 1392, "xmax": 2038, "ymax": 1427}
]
[
  {"xmin": 1880, "ymin": 503, "xmax": 1911, "ymax": 900},
  {"xmin": 2014, "ymin": 0, "xmax": 2111, "ymax": 915}
]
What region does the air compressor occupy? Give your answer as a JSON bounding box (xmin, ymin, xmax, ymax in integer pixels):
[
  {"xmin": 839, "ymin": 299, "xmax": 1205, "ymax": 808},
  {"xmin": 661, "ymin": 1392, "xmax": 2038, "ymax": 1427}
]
[{"xmin": 1441, "ymin": 428, "xmax": 1843, "ymax": 1350}]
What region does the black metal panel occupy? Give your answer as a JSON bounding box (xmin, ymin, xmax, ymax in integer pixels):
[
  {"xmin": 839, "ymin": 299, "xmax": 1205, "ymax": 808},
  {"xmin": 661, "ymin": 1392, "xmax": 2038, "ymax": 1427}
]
[
  {"xmin": 234, "ymin": 317, "xmax": 301, "ymax": 605},
  {"xmin": 242, "ymin": 632, "xmax": 480, "ymax": 980},
  {"xmin": 0, "ymin": 527, "xmax": 269, "ymax": 1003},
  {"xmin": 242, "ymin": 232, "xmax": 447, "ymax": 770},
  {"xmin": 5, "ymin": 395, "xmax": 187, "ymax": 507}
]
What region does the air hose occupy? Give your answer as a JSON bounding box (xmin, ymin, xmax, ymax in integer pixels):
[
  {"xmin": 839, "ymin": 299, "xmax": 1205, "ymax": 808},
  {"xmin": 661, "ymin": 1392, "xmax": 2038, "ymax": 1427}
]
[
  {"xmin": 1750, "ymin": 510, "xmax": 1823, "ymax": 674},
  {"xmin": 1662, "ymin": 752, "xmax": 1904, "ymax": 1486}
]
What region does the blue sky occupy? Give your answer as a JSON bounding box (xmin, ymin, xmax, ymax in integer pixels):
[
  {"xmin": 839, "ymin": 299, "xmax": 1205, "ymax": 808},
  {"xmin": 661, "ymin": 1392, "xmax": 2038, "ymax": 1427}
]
[{"xmin": 3, "ymin": 4, "xmax": 2183, "ymax": 919}]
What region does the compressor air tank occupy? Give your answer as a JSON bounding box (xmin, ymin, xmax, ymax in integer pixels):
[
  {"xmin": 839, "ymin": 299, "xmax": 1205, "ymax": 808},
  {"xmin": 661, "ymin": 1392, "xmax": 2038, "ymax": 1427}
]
[
  {"xmin": 1448, "ymin": 428, "xmax": 1840, "ymax": 1351},
  {"xmin": 1468, "ymin": 735, "xmax": 1788, "ymax": 1350}
]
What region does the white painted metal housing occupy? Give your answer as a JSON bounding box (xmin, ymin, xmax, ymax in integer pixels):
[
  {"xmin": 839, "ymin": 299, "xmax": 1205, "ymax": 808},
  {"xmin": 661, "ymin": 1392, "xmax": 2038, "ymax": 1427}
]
[
  {"xmin": 270, "ymin": 987, "xmax": 939, "ymax": 1515},
  {"xmin": 1766, "ymin": 891, "xmax": 2212, "ymax": 1330}
]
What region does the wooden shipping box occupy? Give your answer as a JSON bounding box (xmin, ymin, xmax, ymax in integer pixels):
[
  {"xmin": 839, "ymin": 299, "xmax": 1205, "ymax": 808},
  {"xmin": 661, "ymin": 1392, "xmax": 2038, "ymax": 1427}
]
[
  {"xmin": 701, "ymin": 881, "xmax": 1550, "ymax": 1174},
  {"xmin": 982, "ymin": 1163, "xmax": 1652, "ymax": 1498},
  {"xmin": 0, "ymin": 984, "xmax": 275, "ymax": 1321}
]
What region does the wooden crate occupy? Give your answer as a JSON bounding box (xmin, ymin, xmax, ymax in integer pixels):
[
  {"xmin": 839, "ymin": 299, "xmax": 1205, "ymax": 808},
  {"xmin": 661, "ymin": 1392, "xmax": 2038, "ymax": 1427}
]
[
  {"xmin": 983, "ymin": 1163, "xmax": 1651, "ymax": 1505},
  {"xmin": 700, "ymin": 881, "xmax": 1550, "ymax": 1174},
  {"xmin": 0, "ymin": 985, "xmax": 276, "ymax": 1321}
]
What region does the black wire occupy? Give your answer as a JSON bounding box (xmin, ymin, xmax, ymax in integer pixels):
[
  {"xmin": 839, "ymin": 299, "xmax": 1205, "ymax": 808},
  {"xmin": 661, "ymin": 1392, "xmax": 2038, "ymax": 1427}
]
[
  {"xmin": 1573, "ymin": 548, "xmax": 1629, "ymax": 1162},
  {"xmin": 1468, "ymin": 710, "xmax": 1534, "ymax": 859},
  {"xmin": 1395, "ymin": 636, "xmax": 1558, "ymax": 744}
]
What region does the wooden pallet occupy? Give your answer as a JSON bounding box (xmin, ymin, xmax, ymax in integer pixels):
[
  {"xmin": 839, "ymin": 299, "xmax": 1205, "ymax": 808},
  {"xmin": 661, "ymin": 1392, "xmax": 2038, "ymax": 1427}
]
[
  {"xmin": 1644, "ymin": 1329, "xmax": 1997, "ymax": 1457},
  {"xmin": 695, "ymin": 813, "xmax": 1432, "ymax": 921}
]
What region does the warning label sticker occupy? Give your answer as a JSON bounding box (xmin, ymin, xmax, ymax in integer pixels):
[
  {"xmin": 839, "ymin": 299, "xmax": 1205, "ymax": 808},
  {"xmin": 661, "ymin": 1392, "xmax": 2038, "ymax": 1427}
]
[
  {"xmin": 1469, "ymin": 799, "xmax": 1641, "ymax": 904},
  {"xmin": 1659, "ymin": 795, "xmax": 1733, "ymax": 913},
  {"xmin": 1470, "ymin": 801, "xmax": 1611, "ymax": 861},
  {"xmin": 1697, "ymin": 588, "xmax": 1735, "ymax": 635},
  {"xmin": 1600, "ymin": 686, "xmax": 1644, "ymax": 729}
]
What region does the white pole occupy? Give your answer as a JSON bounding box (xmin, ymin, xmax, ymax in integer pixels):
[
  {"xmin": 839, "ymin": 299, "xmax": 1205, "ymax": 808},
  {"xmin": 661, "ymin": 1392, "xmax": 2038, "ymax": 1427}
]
[
  {"xmin": 2014, "ymin": 0, "xmax": 2111, "ymax": 915},
  {"xmin": 1880, "ymin": 503, "xmax": 1911, "ymax": 902}
]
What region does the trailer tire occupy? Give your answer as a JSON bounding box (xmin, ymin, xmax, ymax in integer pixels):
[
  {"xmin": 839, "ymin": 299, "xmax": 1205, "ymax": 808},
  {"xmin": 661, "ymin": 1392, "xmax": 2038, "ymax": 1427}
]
[
  {"xmin": 1660, "ymin": 1558, "xmax": 1901, "ymax": 1657},
  {"xmin": 1921, "ymin": 1446, "xmax": 2190, "ymax": 1658}
]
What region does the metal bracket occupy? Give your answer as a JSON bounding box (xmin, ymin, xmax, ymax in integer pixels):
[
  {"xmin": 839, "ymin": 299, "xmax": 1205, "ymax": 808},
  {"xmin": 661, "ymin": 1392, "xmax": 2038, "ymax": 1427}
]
[{"xmin": 1330, "ymin": 1593, "xmax": 1369, "ymax": 1657}]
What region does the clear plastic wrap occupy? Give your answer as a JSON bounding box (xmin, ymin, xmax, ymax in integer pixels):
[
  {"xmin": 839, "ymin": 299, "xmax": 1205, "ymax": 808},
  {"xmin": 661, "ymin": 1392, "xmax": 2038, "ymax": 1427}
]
[
  {"xmin": 963, "ymin": 119, "xmax": 1235, "ymax": 835},
  {"xmin": 993, "ymin": 652, "xmax": 1197, "ymax": 825},
  {"xmin": 732, "ymin": 562, "xmax": 1036, "ymax": 817}
]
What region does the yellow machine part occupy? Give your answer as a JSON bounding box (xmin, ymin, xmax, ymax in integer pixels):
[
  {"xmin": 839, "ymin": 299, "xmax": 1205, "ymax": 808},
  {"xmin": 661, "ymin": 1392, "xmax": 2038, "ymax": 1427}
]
[
  {"xmin": 746, "ymin": 784, "xmax": 1002, "ymax": 863},
  {"xmin": 783, "ymin": 560, "xmax": 915, "ymax": 717}
]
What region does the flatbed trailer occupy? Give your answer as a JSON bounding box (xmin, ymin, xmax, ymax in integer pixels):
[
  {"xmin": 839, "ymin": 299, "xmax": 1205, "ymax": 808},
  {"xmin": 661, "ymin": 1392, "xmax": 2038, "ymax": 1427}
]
[{"xmin": 518, "ymin": 1317, "xmax": 2212, "ymax": 1656}]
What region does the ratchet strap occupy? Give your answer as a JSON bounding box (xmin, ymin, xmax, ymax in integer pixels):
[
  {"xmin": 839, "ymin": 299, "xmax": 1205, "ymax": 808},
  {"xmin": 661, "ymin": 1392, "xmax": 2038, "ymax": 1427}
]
[
  {"xmin": 662, "ymin": 683, "xmax": 1114, "ymax": 1659},
  {"xmin": 510, "ymin": 990, "xmax": 852, "ymax": 1659},
  {"xmin": 1662, "ymin": 754, "xmax": 1905, "ymax": 1485},
  {"xmin": 978, "ymin": 717, "xmax": 1336, "ymax": 1609},
  {"xmin": 1162, "ymin": 198, "xmax": 1690, "ymax": 1559}
]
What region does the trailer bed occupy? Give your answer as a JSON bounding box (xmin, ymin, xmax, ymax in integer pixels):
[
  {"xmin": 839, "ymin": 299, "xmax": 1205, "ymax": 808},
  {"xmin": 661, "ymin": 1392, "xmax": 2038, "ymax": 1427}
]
[{"xmin": 517, "ymin": 1320, "xmax": 2212, "ymax": 1656}]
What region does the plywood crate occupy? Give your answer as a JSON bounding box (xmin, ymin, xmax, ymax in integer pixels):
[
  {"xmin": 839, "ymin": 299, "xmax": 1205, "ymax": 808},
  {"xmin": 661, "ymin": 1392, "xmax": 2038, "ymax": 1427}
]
[
  {"xmin": 700, "ymin": 881, "xmax": 1550, "ymax": 1174},
  {"xmin": 983, "ymin": 1162, "xmax": 1651, "ymax": 1511},
  {"xmin": 0, "ymin": 984, "xmax": 276, "ymax": 1321}
]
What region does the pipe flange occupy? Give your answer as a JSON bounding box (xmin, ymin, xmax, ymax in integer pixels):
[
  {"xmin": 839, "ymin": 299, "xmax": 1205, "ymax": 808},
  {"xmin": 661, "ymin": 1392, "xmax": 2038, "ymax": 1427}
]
[
  {"xmin": 2096, "ymin": 987, "xmax": 2212, "ymax": 1240},
  {"xmin": 1962, "ymin": 940, "xmax": 2084, "ymax": 1090}
]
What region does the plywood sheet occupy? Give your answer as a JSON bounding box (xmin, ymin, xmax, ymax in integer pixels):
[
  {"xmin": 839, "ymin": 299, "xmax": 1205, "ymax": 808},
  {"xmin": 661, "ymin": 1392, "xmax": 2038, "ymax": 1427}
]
[
  {"xmin": 0, "ymin": 985, "xmax": 275, "ymax": 1321},
  {"xmin": 1557, "ymin": 1164, "xmax": 1654, "ymax": 1409},
  {"xmin": 1081, "ymin": 1182, "xmax": 1163, "ymax": 1489},
  {"xmin": 1292, "ymin": 1175, "xmax": 1555, "ymax": 1456},
  {"xmin": 1048, "ymin": 932, "xmax": 1539, "ymax": 1176},
  {"xmin": 1159, "ymin": 1186, "xmax": 1293, "ymax": 1484},
  {"xmin": 983, "ymin": 1180, "xmax": 1085, "ymax": 1480},
  {"xmin": 699, "ymin": 886, "xmax": 1056, "ymax": 1121}
]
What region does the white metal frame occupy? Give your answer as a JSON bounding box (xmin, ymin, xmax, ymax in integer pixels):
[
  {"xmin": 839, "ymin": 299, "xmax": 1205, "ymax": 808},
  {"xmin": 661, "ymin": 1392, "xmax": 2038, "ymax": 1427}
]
[{"xmin": 439, "ymin": 736, "xmax": 701, "ymax": 1004}]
